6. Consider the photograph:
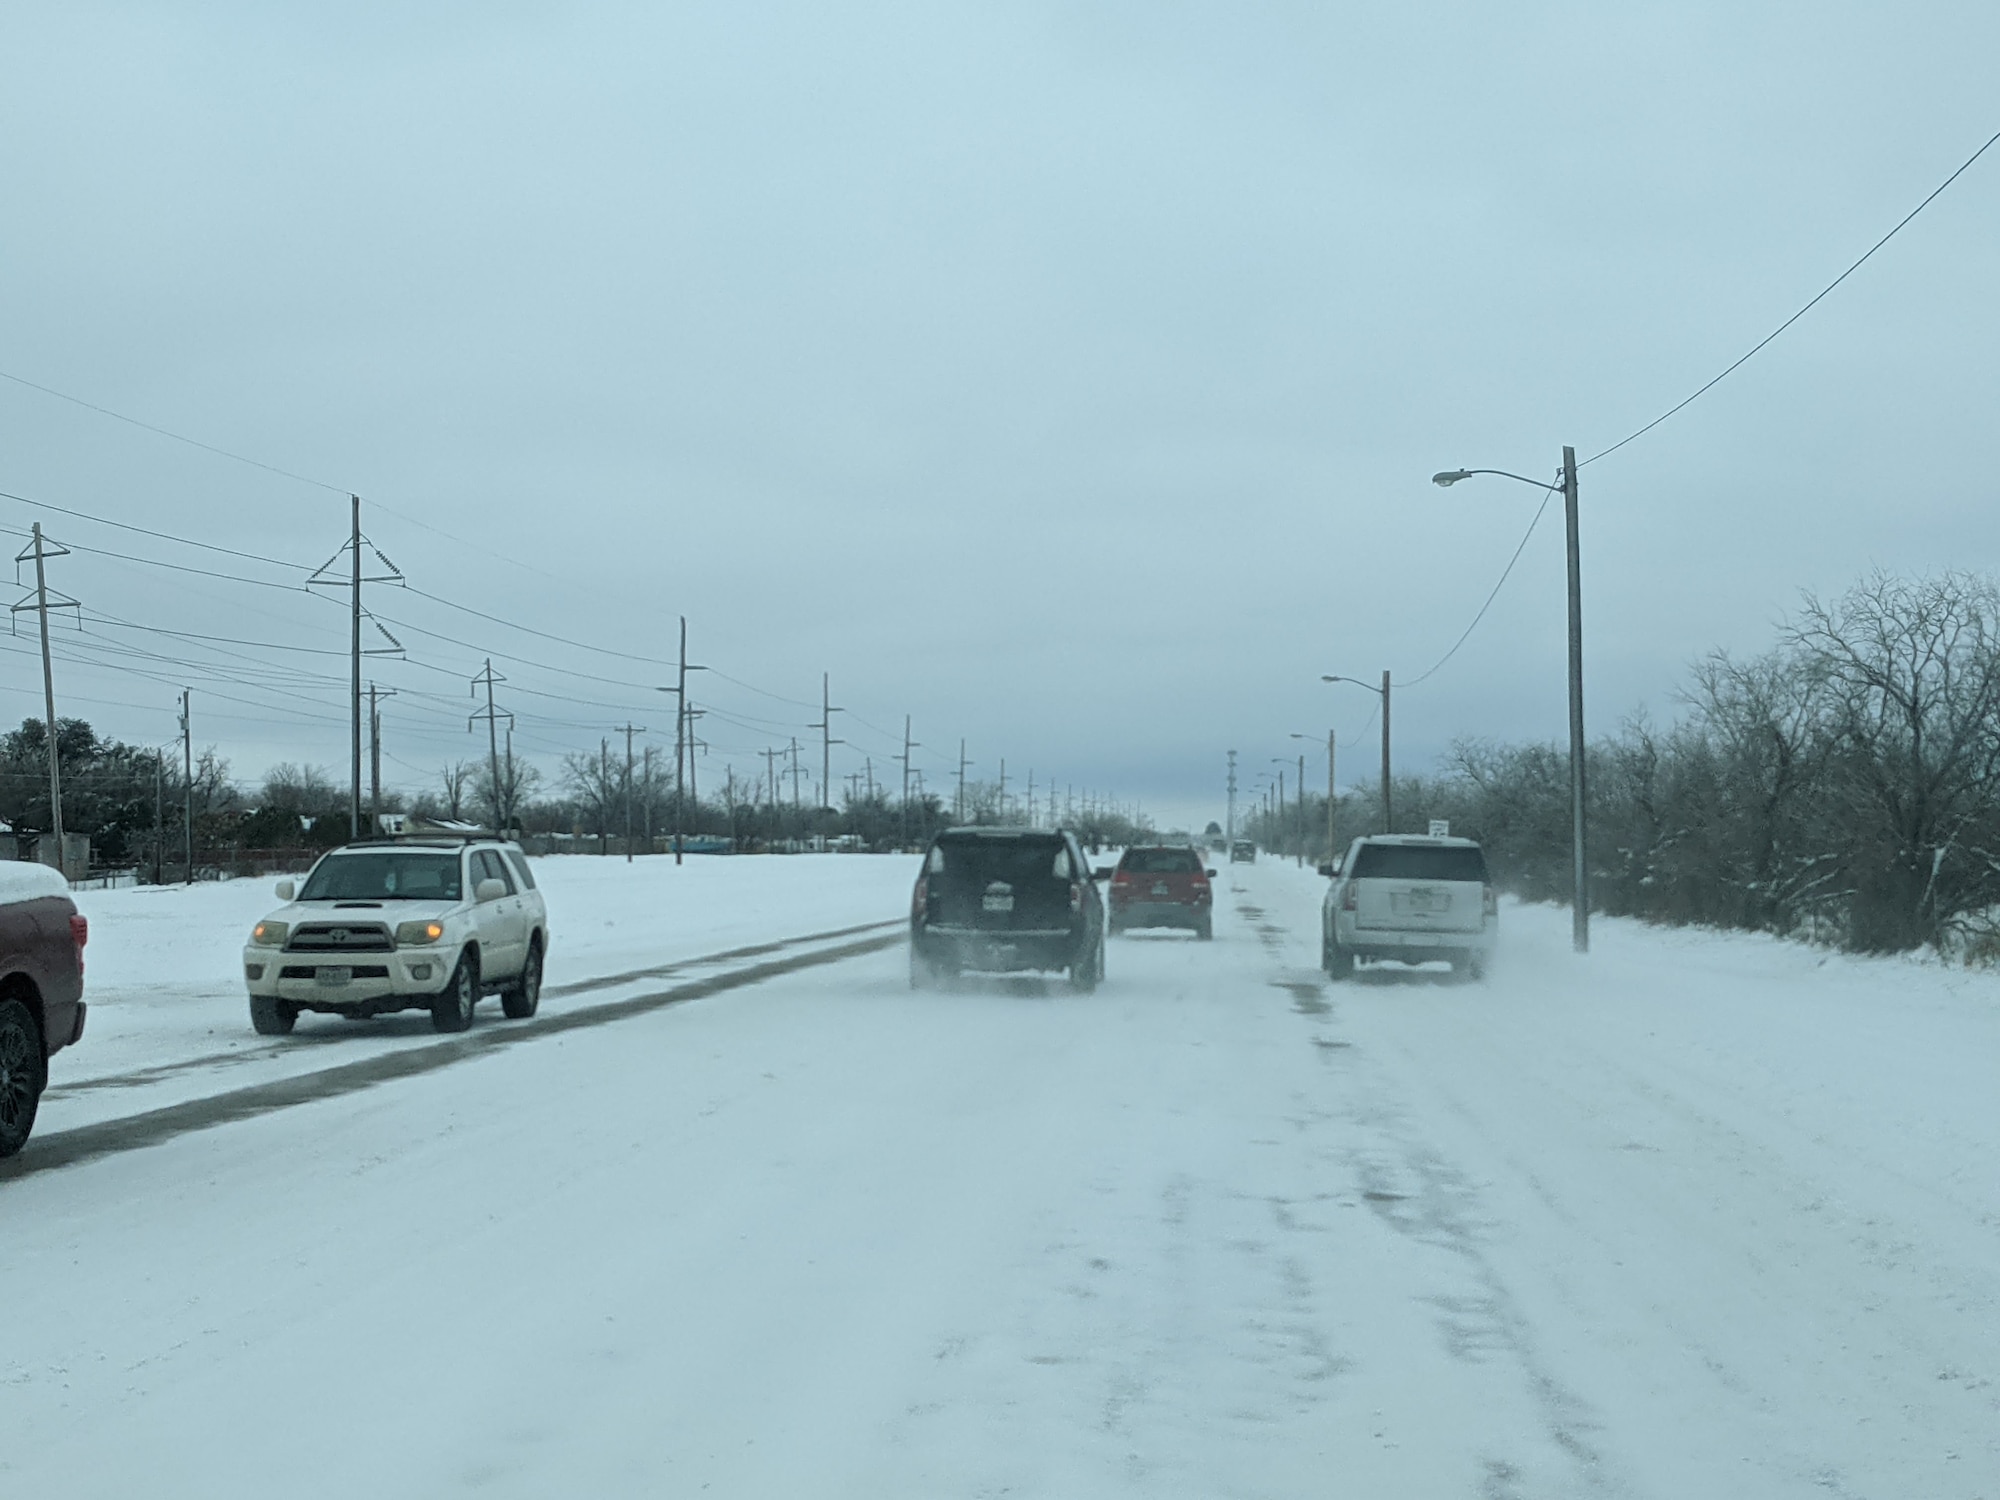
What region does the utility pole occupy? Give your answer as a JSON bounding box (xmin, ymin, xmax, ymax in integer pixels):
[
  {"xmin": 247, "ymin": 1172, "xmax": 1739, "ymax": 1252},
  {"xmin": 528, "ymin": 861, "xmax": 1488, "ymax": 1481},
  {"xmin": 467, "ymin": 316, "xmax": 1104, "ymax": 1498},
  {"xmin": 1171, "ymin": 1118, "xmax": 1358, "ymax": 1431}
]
[
  {"xmin": 642, "ymin": 744, "xmax": 656, "ymax": 853},
  {"xmin": 1381, "ymin": 668, "xmax": 1393, "ymax": 835},
  {"xmin": 12, "ymin": 524, "xmax": 78, "ymax": 869},
  {"xmin": 1225, "ymin": 750, "xmax": 1237, "ymax": 845},
  {"xmin": 898, "ymin": 715, "xmax": 918, "ymax": 849},
  {"xmin": 153, "ymin": 748, "xmax": 164, "ymax": 886},
  {"xmin": 470, "ymin": 660, "xmax": 512, "ymax": 834},
  {"xmin": 956, "ymin": 740, "xmax": 970, "ymax": 823},
  {"xmin": 1326, "ymin": 730, "xmax": 1337, "ymax": 867},
  {"xmin": 180, "ymin": 689, "xmax": 193, "ymax": 883},
  {"xmin": 661, "ymin": 617, "xmax": 707, "ymax": 866},
  {"xmin": 1025, "ymin": 769, "xmax": 1035, "ymax": 829},
  {"xmin": 1297, "ymin": 752, "xmax": 1306, "ymax": 866},
  {"xmin": 997, "ymin": 759, "xmax": 1007, "ymax": 824},
  {"xmin": 1562, "ymin": 445, "xmax": 1589, "ymax": 953},
  {"xmin": 761, "ymin": 746, "xmax": 783, "ymax": 821},
  {"xmin": 307, "ymin": 497, "xmax": 404, "ymax": 838},
  {"xmin": 811, "ymin": 673, "xmax": 843, "ymax": 838},
  {"xmin": 367, "ymin": 683, "xmax": 395, "ymax": 835},
  {"xmin": 616, "ymin": 724, "xmax": 646, "ymax": 862},
  {"xmin": 788, "ymin": 737, "xmax": 802, "ymax": 810}
]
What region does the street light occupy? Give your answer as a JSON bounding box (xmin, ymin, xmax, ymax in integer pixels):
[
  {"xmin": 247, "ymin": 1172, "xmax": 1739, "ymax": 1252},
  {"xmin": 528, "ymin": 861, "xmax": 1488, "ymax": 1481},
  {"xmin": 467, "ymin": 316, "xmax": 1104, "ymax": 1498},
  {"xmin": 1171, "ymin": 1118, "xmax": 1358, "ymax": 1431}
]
[
  {"xmin": 1292, "ymin": 730, "xmax": 1336, "ymax": 867},
  {"xmin": 1322, "ymin": 672, "xmax": 1392, "ymax": 833},
  {"xmin": 1432, "ymin": 448, "xmax": 1588, "ymax": 954}
]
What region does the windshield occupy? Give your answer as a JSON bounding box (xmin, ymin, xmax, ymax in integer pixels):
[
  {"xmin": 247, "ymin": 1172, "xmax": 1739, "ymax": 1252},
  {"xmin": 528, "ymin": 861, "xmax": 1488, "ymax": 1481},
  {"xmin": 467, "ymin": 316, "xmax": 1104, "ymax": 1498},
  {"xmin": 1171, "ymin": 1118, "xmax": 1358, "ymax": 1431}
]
[
  {"xmin": 298, "ymin": 851, "xmax": 463, "ymax": 902},
  {"xmin": 1348, "ymin": 844, "xmax": 1488, "ymax": 882},
  {"xmin": 1120, "ymin": 847, "xmax": 1201, "ymax": 873}
]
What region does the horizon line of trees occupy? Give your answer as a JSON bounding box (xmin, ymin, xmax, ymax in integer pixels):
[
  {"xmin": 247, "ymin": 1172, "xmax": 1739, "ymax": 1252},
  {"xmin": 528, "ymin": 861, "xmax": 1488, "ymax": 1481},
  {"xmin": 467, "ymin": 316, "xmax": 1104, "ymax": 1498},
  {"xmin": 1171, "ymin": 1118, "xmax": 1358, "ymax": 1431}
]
[{"xmin": 1243, "ymin": 571, "xmax": 2000, "ymax": 958}]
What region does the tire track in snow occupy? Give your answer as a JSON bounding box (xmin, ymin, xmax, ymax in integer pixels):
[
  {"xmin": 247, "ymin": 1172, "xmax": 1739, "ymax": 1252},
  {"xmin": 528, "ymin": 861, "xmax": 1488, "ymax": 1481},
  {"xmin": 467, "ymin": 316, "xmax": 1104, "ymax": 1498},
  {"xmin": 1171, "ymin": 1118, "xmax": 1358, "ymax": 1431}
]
[
  {"xmin": 3, "ymin": 929, "xmax": 903, "ymax": 1181},
  {"xmin": 44, "ymin": 917, "xmax": 903, "ymax": 1100}
]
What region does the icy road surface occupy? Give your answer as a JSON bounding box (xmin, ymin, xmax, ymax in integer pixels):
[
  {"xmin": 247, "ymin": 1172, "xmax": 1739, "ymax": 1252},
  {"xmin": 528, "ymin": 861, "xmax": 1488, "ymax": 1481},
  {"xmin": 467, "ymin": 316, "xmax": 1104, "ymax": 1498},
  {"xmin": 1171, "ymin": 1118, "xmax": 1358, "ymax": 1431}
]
[{"xmin": 5, "ymin": 857, "xmax": 1999, "ymax": 1497}]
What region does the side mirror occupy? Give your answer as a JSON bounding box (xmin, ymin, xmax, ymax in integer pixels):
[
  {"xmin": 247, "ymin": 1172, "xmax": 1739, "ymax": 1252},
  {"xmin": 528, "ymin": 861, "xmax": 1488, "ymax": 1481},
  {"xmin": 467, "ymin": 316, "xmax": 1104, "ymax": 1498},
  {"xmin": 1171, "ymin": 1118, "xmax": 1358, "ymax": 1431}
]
[
  {"xmin": 1316, "ymin": 863, "xmax": 1335, "ymax": 879},
  {"xmin": 275, "ymin": 879, "xmax": 296, "ymax": 901},
  {"xmin": 475, "ymin": 878, "xmax": 507, "ymax": 903},
  {"xmin": 1092, "ymin": 867, "xmax": 1113, "ymax": 881},
  {"xmin": 1206, "ymin": 868, "xmax": 1218, "ymax": 878}
]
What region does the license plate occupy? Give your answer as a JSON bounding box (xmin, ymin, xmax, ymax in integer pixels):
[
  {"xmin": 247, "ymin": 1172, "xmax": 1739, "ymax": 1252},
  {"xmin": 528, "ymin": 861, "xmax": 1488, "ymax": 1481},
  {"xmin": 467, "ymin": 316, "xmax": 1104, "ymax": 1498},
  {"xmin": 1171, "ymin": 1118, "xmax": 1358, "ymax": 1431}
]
[
  {"xmin": 1396, "ymin": 889, "xmax": 1443, "ymax": 914},
  {"xmin": 315, "ymin": 966, "xmax": 353, "ymax": 986},
  {"xmin": 1152, "ymin": 882, "xmax": 1170, "ymax": 896},
  {"xmin": 982, "ymin": 894, "xmax": 1014, "ymax": 913}
]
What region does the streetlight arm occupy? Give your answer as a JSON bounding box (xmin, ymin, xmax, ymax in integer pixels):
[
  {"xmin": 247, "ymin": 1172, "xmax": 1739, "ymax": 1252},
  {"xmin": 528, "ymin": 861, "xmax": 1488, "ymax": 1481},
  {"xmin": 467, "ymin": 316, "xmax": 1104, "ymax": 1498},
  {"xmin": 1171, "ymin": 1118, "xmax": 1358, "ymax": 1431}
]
[
  {"xmin": 1432, "ymin": 467, "xmax": 1559, "ymax": 492},
  {"xmin": 1321, "ymin": 674, "xmax": 1385, "ymax": 696}
]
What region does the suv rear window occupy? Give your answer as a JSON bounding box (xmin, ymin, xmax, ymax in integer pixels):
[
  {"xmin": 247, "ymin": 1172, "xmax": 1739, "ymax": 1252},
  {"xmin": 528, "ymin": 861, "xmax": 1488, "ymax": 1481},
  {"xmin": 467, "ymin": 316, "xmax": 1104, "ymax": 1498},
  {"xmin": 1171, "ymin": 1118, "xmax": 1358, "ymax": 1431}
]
[
  {"xmin": 1348, "ymin": 844, "xmax": 1488, "ymax": 882},
  {"xmin": 1120, "ymin": 848, "xmax": 1201, "ymax": 873},
  {"xmin": 933, "ymin": 836, "xmax": 1070, "ymax": 884}
]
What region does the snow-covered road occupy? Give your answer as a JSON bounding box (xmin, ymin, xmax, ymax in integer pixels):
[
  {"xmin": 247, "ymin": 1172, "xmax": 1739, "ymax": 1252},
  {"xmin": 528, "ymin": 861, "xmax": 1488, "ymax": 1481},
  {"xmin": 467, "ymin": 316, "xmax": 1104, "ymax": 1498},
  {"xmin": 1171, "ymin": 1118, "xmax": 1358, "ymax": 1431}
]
[{"xmin": 5, "ymin": 856, "xmax": 1998, "ymax": 1497}]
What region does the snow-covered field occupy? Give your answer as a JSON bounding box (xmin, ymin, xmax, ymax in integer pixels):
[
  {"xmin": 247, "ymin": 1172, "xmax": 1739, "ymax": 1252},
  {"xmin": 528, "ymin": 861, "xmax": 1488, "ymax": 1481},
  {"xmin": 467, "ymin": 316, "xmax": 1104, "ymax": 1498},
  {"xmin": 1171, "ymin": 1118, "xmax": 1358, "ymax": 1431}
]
[{"xmin": 6, "ymin": 854, "xmax": 1999, "ymax": 1497}]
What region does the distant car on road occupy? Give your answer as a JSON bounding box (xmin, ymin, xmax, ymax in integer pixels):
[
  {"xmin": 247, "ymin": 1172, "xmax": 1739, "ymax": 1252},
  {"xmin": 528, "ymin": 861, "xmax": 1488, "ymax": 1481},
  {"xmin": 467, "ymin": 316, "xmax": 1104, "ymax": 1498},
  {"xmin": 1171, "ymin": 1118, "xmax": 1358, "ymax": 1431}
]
[
  {"xmin": 1229, "ymin": 840, "xmax": 1256, "ymax": 864},
  {"xmin": 244, "ymin": 838, "xmax": 548, "ymax": 1035},
  {"xmin": 1321, "ymin": 834, "xmax": 1496, "ymax": 981},
  {"xmin": 1108, "ymin": 844, "xmax": 1216, "ymax": 940},
  {"xmin": 909, "ymin": 827, "xmax": 1107, "ymax": 991},
  {"xmin": 0, "ymin": 862, "xmax": 89, "ymax": 1158}
]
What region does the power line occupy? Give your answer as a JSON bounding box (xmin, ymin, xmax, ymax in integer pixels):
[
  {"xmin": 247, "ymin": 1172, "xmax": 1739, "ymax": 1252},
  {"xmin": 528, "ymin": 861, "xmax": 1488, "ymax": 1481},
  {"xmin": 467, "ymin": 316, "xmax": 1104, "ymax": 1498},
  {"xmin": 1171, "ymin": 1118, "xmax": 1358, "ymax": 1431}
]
[
  {"xmin": 1397, "ymin": 481, "xmax": 1559, "ymax": 688},
  {"xmin": 1583, "ymin": 125, "xmax": 2000, "ymax": 468}
]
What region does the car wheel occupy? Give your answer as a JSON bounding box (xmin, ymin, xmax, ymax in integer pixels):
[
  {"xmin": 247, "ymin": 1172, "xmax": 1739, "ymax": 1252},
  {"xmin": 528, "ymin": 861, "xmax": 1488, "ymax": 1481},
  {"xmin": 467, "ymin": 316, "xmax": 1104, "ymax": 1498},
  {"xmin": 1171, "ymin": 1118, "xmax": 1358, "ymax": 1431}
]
[
  {"xmin": 1195, "ymin": 916, "xmax": 1213, "ymax": 941},
  {"xmin": 1464, "ymin": 951, "xmax": 1488, "ymax": 983},
  {"xmin": 432, "ymin": 952, "xmax": 478, "ymax": 1033},
  {"xmin": 1326, "ymin": 941, "xmax": 1355, "ymax": 980},
  {"xmin": 249, "ymin": 994, "xmax": 298, "ymax": 1036},
  {"xmin": 0, "ymin": 997, "xmax": 44, "ymax": 1159},
  {"xmin": 502, "ymin": 938, "xmax": 543, "ymax": 1019}
]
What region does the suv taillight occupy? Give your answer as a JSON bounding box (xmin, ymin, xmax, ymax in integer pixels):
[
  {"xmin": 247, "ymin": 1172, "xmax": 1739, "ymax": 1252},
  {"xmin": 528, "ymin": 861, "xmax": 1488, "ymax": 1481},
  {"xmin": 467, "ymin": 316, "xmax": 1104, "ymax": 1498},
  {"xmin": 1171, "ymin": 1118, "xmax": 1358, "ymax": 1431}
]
[
  {"xmin": 1341, "ymin": 883, "xmax": 1358, "ymax": 912},
  {"xmin": 70, "ymin": 912, "xmax": 88, "ymax": 976},
  {"xmin": 1483, "ymin": 884, "xmax": 1497, "ymax": 917},
  {"xmin": 1070, "ymin": 881, "xmax": 1084, "ymax": 913},
  {"xmin": 912, "ymin": 877, "xmax": 928, "ymax": 922}
]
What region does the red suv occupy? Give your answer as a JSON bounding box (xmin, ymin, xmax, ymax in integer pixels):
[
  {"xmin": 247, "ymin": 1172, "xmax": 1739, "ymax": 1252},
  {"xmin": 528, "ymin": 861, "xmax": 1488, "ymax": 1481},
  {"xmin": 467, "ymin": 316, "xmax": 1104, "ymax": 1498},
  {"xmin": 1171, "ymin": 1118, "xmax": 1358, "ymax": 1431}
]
[{"xmin": 1108, "ymin": 845, "xmax": 1216, "ymax": 940}]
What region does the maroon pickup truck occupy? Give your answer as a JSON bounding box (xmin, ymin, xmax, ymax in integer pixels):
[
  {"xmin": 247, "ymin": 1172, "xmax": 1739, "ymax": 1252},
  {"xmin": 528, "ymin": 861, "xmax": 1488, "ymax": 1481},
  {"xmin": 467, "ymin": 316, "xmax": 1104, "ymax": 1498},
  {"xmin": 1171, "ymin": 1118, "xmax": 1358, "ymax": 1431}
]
[{"xmin": 0, "ymin": 863, "xmax": 88, "ymax": 1158}]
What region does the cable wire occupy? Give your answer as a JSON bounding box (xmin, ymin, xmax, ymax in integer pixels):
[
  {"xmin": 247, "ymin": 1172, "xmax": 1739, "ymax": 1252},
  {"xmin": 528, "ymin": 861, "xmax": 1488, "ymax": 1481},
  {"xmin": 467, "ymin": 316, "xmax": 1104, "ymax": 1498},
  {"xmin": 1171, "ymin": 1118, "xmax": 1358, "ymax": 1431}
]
[
  {"xmin": 1397, "ymin": 482, "xmax": 1559, "ymax": 688},
  {"xmin": 1583, "ymin": 126, "xmax": 2000, "ymax": 468}
]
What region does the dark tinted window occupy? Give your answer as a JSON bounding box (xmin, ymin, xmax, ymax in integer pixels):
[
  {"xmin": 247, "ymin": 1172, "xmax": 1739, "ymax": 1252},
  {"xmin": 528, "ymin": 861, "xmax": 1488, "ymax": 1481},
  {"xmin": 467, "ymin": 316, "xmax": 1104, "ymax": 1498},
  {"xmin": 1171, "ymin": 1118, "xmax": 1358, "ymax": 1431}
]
[
  {"xmin": 1348, "ymin": 844, "xmax": 1488, "ymax": 882},
  {"xmin": 299, "ymin": 852, "xmax": 462, "ymax": 901},
  {"xmin": 1120, "ymin": 847, "xmax": 1201, "ymax": 874},
  {"xmin": 935, "ymin": 837, "xmax": 1069, "ymax": 885}
]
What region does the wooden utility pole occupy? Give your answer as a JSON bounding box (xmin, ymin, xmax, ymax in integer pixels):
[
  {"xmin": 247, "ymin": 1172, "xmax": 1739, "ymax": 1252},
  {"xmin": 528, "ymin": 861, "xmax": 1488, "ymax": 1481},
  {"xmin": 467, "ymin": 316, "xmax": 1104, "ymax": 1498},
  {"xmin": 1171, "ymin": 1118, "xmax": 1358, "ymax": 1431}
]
[
  {"xmin": 1326, "ymin": 730, "xmax": 1337, "ymax": 867},
  {"xmin": 617, "ymin": 723, "xmax": 646, "ymax": 862},
  {"xmin": 1562, "ymin": 445, "xmax": 1589, "ymax": 953},
  {"xmin": 1297, "ymin": 753, "xmax": 1306, "ymax": 866},
  {"xmin": 956, "ymin": 740, "xmax": 970, "ymax": 823},
  {"xmin": 180, "ymin": 690, "xmax": 193, "ymax": 883},
  {"xmin": 12, "ymin": 524, "xmax": 78, "ymax": 868},
  {"xmin": 1380, "ymin": 668, "xmax": 1393, "ymax": 835}
]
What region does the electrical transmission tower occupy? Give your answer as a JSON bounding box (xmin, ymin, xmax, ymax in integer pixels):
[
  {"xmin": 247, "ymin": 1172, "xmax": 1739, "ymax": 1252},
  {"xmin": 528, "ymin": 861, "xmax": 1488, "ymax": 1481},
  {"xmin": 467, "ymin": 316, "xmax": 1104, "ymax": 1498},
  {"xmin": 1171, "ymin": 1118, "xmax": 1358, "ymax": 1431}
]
[
  {"xmin": 897, "ymin": 715, "xmax": 919, "ymax": 848},
  {"xmin": 368, "ymin": 683, "xmax": 397, "ymax": 834},
  {"xmin": 469, "ymin": 660, "xmax": 514, "ymax": 833},
  {"xmin": 811, "ymin": 673, "xmax": 843, "ymax": 827},
  {"xmin": 308, "ymin": 496, "xmax": 405, "ymax": 838},
  {"xmin": 616, "ymin": 722, "xmax": 646, "ymax": 863},
  {"xmin": 11, "ymin": 524, "xmax": 79, "ymax": 865}
]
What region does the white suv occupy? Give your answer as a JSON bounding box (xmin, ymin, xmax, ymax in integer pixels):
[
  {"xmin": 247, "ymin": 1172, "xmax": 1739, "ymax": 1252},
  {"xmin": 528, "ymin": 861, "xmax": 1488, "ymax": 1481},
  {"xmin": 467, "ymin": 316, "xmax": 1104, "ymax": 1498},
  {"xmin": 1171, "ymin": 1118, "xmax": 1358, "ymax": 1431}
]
[
  {"xmin": 1321, "ymin": 835, "xmax": 1496, "ymax": 980},
  {"xmin": 243, "ymin": 839, "xmax": 549, "ymax": 1035}
]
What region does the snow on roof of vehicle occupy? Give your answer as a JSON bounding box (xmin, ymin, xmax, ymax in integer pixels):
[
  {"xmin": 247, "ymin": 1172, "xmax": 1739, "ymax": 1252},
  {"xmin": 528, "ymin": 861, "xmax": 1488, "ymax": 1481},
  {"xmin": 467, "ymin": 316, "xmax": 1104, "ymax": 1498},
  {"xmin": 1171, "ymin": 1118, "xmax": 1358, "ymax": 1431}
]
[{"xmin": 0, "ymin": 861, "xmax": 74, "ymax": 902}]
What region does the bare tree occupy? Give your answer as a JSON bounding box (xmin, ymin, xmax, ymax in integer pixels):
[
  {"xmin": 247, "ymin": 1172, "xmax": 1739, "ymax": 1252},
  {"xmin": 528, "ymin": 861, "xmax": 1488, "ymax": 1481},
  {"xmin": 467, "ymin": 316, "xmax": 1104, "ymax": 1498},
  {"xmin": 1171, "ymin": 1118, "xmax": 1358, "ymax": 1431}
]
[{"xmin": 439, "ymin": 761, "xmax": 472, "ymax": 821}]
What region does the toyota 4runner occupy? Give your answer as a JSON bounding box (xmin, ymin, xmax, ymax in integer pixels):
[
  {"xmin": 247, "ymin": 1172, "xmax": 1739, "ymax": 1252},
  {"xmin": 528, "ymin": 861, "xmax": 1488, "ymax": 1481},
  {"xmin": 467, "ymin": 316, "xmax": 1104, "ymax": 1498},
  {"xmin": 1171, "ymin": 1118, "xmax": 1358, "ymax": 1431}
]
[{"xmin": 243, "ymin": 838, "xmax": 548, "ymax": 1035}]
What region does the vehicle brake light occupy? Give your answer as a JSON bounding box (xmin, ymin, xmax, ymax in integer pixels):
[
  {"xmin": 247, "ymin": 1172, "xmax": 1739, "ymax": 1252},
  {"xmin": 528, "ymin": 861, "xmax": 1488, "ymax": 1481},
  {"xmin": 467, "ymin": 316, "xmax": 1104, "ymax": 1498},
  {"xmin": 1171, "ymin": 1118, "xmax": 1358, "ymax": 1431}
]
[
  {"xmin": 1483, "ymin": 885, "xmax": 1498, "ymax": 916},
  {"xmin": 70, "ymin": 912, "xmax": 87, "ymax": 976},
  {"xmin": 1110, "ymin": 869, "xmax": 1131, "ymax": 884},
  {"xmin": 1070, "ymin": 881, "xmax": 1083, "ymax": 913},
  {"xmin": 1341, "ymin": 884, "xmax": 1358, "ymax": 912},
  {"xmin": 912, "ymin": 876, "xmax": 928, "ymax": 922}
]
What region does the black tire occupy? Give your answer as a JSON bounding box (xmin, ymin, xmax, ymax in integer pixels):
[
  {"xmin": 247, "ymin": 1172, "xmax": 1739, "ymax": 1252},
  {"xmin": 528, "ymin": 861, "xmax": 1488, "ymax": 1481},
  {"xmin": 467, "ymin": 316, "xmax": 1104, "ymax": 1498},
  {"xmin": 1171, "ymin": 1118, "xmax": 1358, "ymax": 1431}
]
[
  {"xmin": 0, "ymin": 996, "xmax": 44, "ymax": 1159},
  {"xmin": 1195, "ymin": 916, "xmax": 1213, "ymax": 941},
  {"xmin": 501, "ymin": 938, "xmax": 543, "ymax": 1019},
  {"xmin": 1068, "ymin": 938, "xmax": 1103, "ymax": 994},
  {"xmin": 432, "ymin": 952, "xmax": 478, "ymax": 1033},
  {"xmin": 1464, "ymin": 951, "xmax": 1488, "ymax": 983},
  {"xmin": 1326, "ymin": 940, "xmax": 1355, "ymax": 980},
  {"xmin": 250, "ymin": 994, "xmax": 298, "ymax": 1036}
]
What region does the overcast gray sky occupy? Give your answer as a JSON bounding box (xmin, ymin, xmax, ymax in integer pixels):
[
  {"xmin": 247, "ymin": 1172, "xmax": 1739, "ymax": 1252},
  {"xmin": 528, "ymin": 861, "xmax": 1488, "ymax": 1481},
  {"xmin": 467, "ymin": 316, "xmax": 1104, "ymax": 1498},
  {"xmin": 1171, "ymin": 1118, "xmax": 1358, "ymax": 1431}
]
[{"xmin": 1, "ymin": 2, "xmax": 1994, "ymax": 829}]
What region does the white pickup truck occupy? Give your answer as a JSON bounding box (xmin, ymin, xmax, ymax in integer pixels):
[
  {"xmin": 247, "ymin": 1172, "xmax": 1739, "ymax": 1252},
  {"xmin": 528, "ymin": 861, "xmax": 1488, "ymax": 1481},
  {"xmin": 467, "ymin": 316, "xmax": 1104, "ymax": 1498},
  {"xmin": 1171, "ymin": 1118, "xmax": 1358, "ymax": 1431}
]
[{"xmin": 243, "ymin": 838, "xmax": 548, "ymax": 1035}]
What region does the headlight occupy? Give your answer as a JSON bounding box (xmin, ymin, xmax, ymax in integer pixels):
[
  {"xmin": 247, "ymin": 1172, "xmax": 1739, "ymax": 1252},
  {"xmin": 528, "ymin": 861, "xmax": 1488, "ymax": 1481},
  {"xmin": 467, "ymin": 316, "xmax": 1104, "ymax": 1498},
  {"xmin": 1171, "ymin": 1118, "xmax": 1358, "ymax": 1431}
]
[
  {"xmin": 396, "ymin": 920, "xmax": 447, "ymax": 946},
  {"xmin": 250, "ymin": 920, "xmax": 288, "ymax": 947}
]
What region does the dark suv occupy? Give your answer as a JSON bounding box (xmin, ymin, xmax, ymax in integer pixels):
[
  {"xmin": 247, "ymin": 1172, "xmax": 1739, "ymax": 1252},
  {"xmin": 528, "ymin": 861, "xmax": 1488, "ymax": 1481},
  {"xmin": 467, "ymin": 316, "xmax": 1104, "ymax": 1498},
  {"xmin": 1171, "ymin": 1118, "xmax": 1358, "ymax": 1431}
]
[
  {"xmin": 1109, "ymin": 844, "xmax": 1216, "ymax": 939},
  {"xmin": 909, "ymin": 827, "xmax": 1108, "ymax": 990}
]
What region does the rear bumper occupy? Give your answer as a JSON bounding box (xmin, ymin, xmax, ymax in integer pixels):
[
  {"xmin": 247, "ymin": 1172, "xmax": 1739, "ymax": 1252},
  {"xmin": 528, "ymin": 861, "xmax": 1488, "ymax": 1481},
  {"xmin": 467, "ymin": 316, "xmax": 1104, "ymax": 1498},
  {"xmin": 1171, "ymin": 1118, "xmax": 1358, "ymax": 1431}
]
[
  {"xmin": 1111, "ymin": 902, "xmax": 1205, "ymax": 929},
  {"xmin": 1335, "ymin": 916, "xmax": 1493, "ymax": 957},
  {"xmin": 915, "ymin": 925, "xmax": 1085, "ymax": 974}
]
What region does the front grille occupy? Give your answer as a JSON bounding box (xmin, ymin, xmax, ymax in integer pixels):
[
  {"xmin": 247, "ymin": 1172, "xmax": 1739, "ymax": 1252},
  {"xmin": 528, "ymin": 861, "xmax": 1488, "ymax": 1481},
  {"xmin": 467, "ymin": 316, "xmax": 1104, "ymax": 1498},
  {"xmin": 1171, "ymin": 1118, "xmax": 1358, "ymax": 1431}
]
[
  {"xmin": 280, "ymin": 964, "xmax": 392, "ymax": 980},
  {"xmin": 287, "ymin": 923, "xmax": 394, "ymax": 953}
]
